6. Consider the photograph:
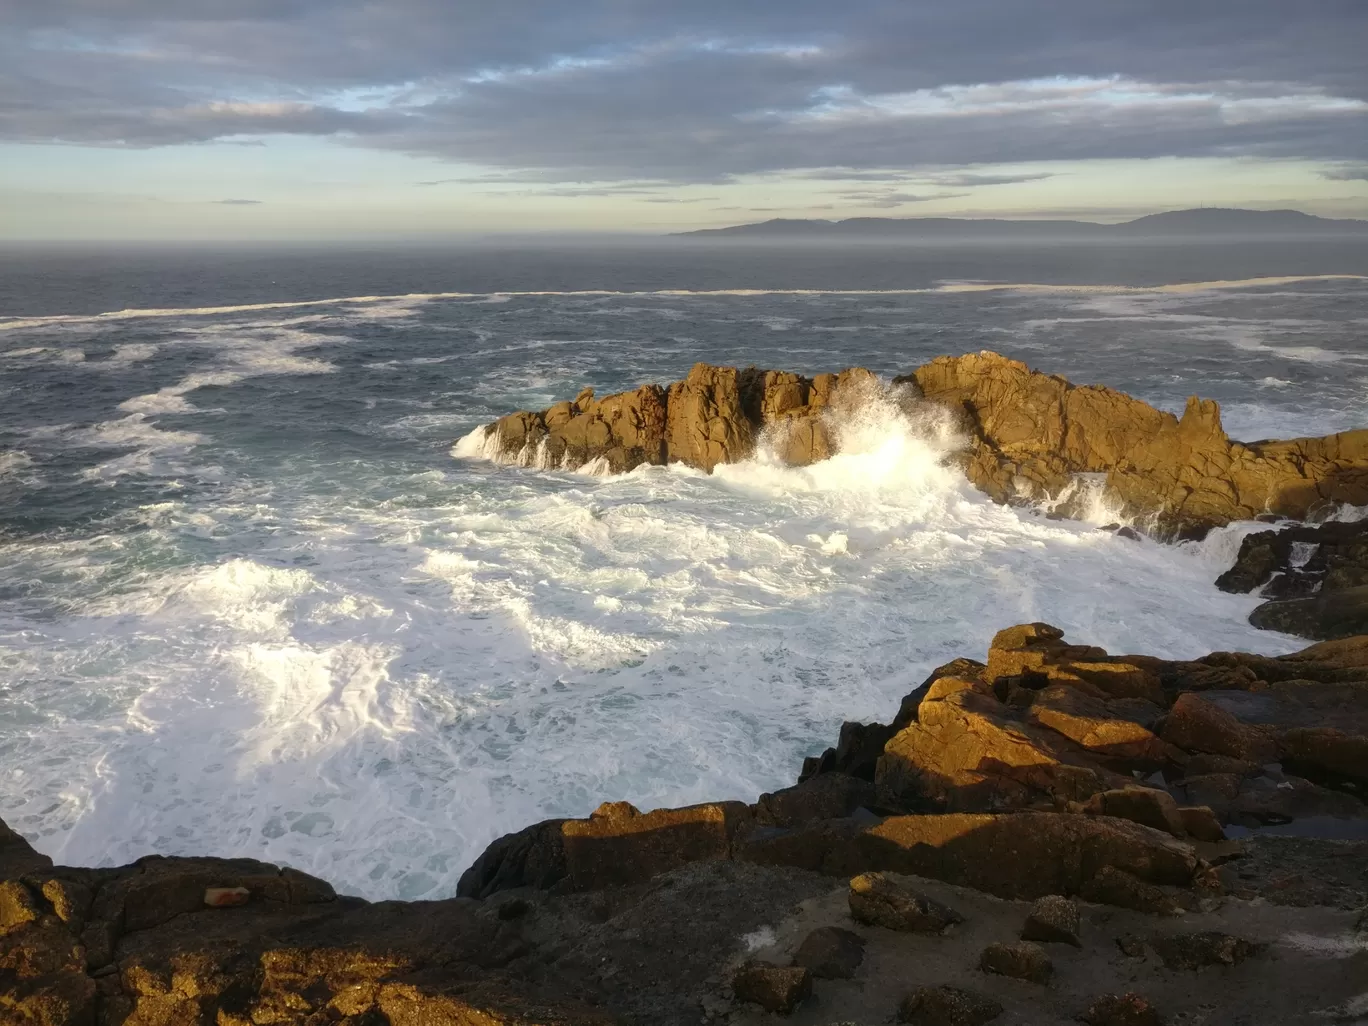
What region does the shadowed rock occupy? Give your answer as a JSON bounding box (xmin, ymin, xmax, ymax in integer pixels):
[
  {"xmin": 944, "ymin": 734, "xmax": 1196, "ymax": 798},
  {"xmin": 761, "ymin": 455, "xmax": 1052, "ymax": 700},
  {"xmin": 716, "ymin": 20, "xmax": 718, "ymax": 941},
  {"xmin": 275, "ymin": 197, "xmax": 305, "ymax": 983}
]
[
  {"xmin": 979, "ymin": 940, "xmax": 1053, "ymax": 984},
  {"xmin": 731, "ymin": 961, "xmax": 811, "ymax": 1015},
  {"xmin": 1022, "ymin": 894, "xmax": 1082, "ymax": 947},
  {"xmin": 791, "ymin": 925, "xmax": 866, "ymax": 979},
  {"xmin": 899, "ymin": 985, "xmax": 1003, "ymax": 1026}
]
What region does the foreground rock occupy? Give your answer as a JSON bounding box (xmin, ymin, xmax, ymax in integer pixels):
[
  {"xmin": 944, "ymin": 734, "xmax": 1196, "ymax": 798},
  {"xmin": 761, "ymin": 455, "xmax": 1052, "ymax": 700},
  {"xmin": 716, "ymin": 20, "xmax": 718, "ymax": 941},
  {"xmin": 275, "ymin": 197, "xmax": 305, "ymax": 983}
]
[
  {"xmin": 7, "ymin": 623, "xmax": 1368, "ymax": 1024},
  {"xmin": 463, "ymin": 352, "xmax": 1368, "ymax": 538},
  {"xmin": 1217, "ymin": 516, "xmax": 1368, "ymax": 639}
]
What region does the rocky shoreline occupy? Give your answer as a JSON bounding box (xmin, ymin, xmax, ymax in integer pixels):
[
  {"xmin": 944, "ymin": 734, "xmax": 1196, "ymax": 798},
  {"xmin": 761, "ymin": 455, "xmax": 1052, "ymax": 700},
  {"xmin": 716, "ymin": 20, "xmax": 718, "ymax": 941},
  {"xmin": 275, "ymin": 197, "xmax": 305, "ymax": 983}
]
[{"xmin": 5, "ymin": 624, "xmax": 1367, "ymax": 1025}]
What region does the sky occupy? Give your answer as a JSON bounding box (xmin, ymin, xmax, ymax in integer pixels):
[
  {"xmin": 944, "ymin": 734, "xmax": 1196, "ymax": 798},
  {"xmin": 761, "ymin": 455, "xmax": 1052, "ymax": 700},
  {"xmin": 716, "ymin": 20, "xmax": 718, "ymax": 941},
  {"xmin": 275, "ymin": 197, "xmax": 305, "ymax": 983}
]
[{"xmin": 3, "ymin": 1, "xmax": 1368, "ymax": 239}]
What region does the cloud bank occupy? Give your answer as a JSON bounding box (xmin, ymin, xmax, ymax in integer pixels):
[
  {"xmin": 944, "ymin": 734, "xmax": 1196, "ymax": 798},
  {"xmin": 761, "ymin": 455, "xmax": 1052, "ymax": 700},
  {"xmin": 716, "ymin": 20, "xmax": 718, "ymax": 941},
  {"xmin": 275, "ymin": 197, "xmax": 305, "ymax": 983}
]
[{"xmin": 4, "ymin": 1, "xmax": 1367, "ymax": 185}]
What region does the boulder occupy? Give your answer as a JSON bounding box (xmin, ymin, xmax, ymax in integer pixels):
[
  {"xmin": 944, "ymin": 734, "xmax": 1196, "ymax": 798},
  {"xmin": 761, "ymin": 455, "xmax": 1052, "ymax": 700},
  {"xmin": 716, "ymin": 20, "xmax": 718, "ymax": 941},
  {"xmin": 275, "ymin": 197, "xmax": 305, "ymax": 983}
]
[
  {"xmin": 979, "ymin": 940, "xmax": 1053, "ymax": 984},
  {"xmin": 731, "ymin": 961, "xmax": 811, "ymax": 1015},
  {"xmin": 1022, "ymin": 894, "xmax": 1082, "ymax": 947},
  {"xmin": 791, "ymin": 926, "xmax": 865, "ymax": 979},
  {"xmin": 848, "ymin": 872, "xmax": 963, "ymax": 933},
  {"xmin": 898, "ymin": 985, "xmax": 1003, "ymax": 1026},
  {"xmin": 799, "ymin": 720, "xmax": 897, "ymax": 783},
  {"xmin": 1249, "ymin": 585, "xmax": 1368, "ymax": 641}
]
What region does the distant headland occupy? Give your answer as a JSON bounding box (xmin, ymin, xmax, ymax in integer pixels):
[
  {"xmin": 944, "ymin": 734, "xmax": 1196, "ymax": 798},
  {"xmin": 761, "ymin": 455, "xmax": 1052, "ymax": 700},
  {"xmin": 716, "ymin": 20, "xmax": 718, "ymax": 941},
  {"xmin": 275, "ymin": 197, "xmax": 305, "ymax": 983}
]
[{"xmin": 674, "ymin": 207, "xmax": 1368, "ymax": 238}]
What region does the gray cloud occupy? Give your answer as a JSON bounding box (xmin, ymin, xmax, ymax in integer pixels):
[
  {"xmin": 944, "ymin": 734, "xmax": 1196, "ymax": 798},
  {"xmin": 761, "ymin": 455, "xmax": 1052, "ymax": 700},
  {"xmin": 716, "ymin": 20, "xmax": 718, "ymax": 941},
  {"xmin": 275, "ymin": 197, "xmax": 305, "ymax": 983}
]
[
  {"xmin": 3, "ymin": 1, "xmax": 1367, "ymax": 183},
  {"xmin": 838, "ymin": 190, "xmax": 972, "ymax": 208},
  {"xmin": 1321, "ymin": 164, "xmax": 1368, "ymax": 181},
  {"xmin": 212, "ymin": 198, "xmax": 261, "ymax": 204}
]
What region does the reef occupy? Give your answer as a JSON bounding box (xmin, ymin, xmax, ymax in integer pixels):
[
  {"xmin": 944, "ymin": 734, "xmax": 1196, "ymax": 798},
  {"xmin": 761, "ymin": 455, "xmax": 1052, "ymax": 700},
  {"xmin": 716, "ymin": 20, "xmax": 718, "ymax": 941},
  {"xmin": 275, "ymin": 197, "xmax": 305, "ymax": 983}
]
[
  {"xmin": 463, "ymin": 351, "xmax": 1368, "ymax": 540},
  {"xmin": 6, "ymin": 623, "xmax": 1367, "ymax": 1025}
]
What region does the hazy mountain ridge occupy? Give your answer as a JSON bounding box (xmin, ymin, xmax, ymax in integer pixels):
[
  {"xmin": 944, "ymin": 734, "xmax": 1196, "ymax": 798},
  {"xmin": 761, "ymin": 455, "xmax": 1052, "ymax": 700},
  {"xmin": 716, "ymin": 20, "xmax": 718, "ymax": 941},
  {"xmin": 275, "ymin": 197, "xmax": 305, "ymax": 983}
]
[{"xmin": 676, "ymin": 207, "xmax": 1368, "ymax": 238}]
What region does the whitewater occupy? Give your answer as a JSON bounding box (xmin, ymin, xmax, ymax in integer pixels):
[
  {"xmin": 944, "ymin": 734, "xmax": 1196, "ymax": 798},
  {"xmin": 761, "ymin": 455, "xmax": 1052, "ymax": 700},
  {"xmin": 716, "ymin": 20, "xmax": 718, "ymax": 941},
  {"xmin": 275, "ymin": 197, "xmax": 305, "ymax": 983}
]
[{"xmin": 1, "ymin": 263, "xmax": 1365, "ymax": 899}]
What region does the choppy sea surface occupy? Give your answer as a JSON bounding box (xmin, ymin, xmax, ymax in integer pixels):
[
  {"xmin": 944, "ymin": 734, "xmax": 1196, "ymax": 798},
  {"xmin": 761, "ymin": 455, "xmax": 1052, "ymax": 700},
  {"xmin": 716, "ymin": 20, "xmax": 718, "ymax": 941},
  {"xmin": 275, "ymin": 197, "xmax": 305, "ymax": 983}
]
[{"xmin": 1, "ymin": 240, "xmax": 1365, "ymax": 899}]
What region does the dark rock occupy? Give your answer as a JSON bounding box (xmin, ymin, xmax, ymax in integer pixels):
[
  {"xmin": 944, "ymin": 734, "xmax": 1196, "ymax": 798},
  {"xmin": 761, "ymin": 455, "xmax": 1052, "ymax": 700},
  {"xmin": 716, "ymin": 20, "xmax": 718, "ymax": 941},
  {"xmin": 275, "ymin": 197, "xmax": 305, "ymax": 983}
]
[
  {"xmin": 1250, "ymin": 585, "xmax": 1368, "ymax": 641},
  {"xmin": 791, "ymin": 925, "xmax": 865, "ymax": 979},
  {"xmin": 756, "ymin": 773, "xmax": 879, "ymax": 828},
  {"xmin": 1116, "ymin": 935, "xmax": 1148, "ymax": 958},
  {"xmin": 731, "ymin": 961, "xmax": 811, "ymax": 1015},
  {"xmin": 1022, "ymin": 894, "xmax": 1082, "ymax": 947},
  {"xmin": 898, "ymin": 985, "xmax": 1003, "ymax": 1026},
  {"xmin": 848, "ymin": 872, "xmax": 963, "ymax": 932},
  {"xmin": 979, "ymin": 940, "xmax": 1053, "ymax": 984},
  {"xmin": 1150, "ymin": 931, "xmax": 1263, "ymax": 970},
  {"xmin": 1082, "ymin": 992, "xmax": 1166, "ymax": 1026},
  {"xmin": 1084, "ymin": 788, "xmax": 1187, "ymax": 837}
]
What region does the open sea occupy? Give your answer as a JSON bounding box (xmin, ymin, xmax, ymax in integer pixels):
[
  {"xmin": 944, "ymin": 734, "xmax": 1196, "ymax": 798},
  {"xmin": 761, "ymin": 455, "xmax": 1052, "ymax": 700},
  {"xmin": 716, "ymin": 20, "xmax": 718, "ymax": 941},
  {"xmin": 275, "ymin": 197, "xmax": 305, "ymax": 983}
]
[{"xmin": 1, "ymin": 238, "xmax": 1366, "ymax": 899}]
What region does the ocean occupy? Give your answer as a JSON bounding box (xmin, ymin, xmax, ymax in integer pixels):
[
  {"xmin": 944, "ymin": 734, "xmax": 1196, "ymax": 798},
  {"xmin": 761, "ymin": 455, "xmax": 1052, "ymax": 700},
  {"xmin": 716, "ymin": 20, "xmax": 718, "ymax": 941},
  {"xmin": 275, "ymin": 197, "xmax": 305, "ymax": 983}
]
[{"xmin": 1, "ymin": 238, "xmax": 1365, "ymax": 900}]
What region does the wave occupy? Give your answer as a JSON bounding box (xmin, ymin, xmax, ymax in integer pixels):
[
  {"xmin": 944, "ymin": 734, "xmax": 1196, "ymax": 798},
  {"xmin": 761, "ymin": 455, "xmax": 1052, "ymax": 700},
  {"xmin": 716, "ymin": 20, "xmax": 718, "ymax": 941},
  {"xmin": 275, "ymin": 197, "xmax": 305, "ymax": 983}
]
[{"xmin": 3, "ymin": 274, "xmax": 1363, "ymax": 331}]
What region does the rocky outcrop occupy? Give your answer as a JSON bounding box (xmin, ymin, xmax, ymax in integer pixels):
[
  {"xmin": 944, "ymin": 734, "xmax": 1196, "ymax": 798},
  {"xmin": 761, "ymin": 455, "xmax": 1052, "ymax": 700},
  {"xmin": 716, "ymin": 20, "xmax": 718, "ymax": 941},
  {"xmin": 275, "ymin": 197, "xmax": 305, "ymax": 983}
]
[
  {"xmin": 472, "ymin": 363, "xmax": 880, "ymax": 474},
  {"xmin": 464, "ymin": 353, "xmax": 1368, "ymax": 537},
  {"xmin": 1217, "ymin": 516, "xmax": 1368, "ymax": 639},
  {"xmin": 908, "ymin": 352, "xmax": 1368, "ymax": 537}
]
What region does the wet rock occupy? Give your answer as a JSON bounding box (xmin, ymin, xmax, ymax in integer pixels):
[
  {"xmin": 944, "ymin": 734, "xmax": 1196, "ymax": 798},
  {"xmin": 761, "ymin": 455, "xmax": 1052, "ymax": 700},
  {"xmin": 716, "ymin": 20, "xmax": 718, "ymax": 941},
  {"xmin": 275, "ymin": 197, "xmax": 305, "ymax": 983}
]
[
  {"xmin": 979, "ymin": 940, "xmax": 1053, "ymax": 984},
  {"xmin": 1116, "ymin": 935, "xmax": 1148, "ymax": 958},
  {"xmin": 1082, "ymin": 992, "xmax": 1165, "ymax": 1026},
  {"xmin": 1250, "ymin": 585, "xmax": 1368, "ymax": 642},
  {"xmin": 848, "ymin": 872, "xmax": 963, "ymax": 933},
  {"xmin": 1150, "ymin": 931, "xmax": 1263, "ymax": 970},
  {"xmin": 1080, "ymin": 866, "xmax": 1183, "ymax": 916},
  {"xmin": 898, "ymin": 985, "xmax": 1003, "ymax": 1026},
  {"xmin": 731, "ymin": 961, "xmax": 811, "ymax": 1015},
  {"xmin": 791, "ymin": 925, "xmax": 865, "ymax": 979},
  {"xmin": 1022, "ymin": 894, "xmax": 1082, "ymax": 947}
]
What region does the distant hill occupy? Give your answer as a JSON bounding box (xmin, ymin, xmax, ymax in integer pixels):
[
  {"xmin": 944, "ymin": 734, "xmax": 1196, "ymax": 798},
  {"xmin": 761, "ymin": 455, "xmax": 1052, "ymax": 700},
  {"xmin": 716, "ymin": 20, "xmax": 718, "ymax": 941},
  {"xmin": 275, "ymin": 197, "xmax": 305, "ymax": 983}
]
[{"xmin": 675, "ymin": 208, "xmax": 1368, "ymax": 238}]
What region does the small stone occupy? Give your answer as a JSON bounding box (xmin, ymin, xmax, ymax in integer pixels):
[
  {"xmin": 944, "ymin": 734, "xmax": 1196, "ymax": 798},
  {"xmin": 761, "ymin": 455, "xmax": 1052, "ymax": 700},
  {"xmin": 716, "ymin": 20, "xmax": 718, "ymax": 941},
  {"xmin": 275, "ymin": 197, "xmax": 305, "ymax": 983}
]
[
  {"xmin": 1116, "ymin": 935, "xmax": 1148, "ymax": 958},
  {"xmin": 203, "ymin": 886, "xmax": 251, "ymax": 908},
  {"xmin": 979, "ymin": 941, "xmax": 1053, "ymax": 984},
  {"xmin": 792, "ymin": 926, "xmax": 865, "ymax": 979},
  {"xmin": 1082, "ymin": 992, "xmax": 1165, "ymax": 1026},
  {"xmin": 1150, "ymin": 931, "xmax": 1262, "ymax": 970},
  {"xmin": 1022, "ymin": 894, "xmax": 1081, "ymax": 947},
  {"xmin": 1080, "ymin": 866, "xmax": 1182, "ymax": 916},
  {"xmin": 732, "ymin": 961, "xmax": 811, "ymax": 1015},
  {"xmin": 849, "ymin": 872, "xmax": 963, "ymax": 933},
  {"xmin": 899, "ymin": 985, "xmax": 1003, "ymax": 1026}
]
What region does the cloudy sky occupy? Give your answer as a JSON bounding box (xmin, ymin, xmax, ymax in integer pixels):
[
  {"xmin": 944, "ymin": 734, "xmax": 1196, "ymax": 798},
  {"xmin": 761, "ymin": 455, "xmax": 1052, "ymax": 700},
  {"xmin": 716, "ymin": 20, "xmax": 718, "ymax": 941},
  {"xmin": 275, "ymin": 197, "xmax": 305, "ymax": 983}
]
[{"xmin": 4, "ymin": 0, "xmax": 1368, "ymax": 238}]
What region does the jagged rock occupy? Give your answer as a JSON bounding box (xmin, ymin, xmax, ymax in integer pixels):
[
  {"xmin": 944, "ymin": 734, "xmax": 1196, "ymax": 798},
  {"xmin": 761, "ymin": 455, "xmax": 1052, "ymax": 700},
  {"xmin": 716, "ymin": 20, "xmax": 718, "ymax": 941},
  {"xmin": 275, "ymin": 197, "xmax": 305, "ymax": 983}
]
[
  {"xmin": 791, "ymin": 926, "xmax": 865, "ymax": 979},
  {"xmin": 0, "ymin": 819, "xmax": 52, "ymax": 879},
  {"xmin": 755, "ymin": 773, "xmax": 879, "ymax": 828},
  {"xmin": 1150, "ymin": 931, "xmax": 1263, "ymax": 970},
  {"xmin": 731, "ymin": 961, "xmax": 811, "ymax": 1015},
  {"xmin": 1080, "ymin": 866, "xmax": 1183, "ymax": 916},
  {"xmin": 911, "ymin": 351, "xmax": 1368, "ymax": 537},
  {"xmin": 1082, "ymin": 992, "xmax": 1165, "ymax": 1026},
  {"xmin": 1025, "ymin": 687, "xmax": 1166, "ymax": 767},
  {"xmin": 1022, "ymin": 895, "xmax": 1082, "ymax": 947},
  {"xmin": 1116, "ymin": 935, "xmax": 1148, "ymax": 958},
  {"xmin": 848, "ymin": 872, "xmax": 963, "ymax": 933},
  {"xmin": 979, "ymin": 940, "xmax": 1053, "ymax": 984},
  {"xmin": 1083, "ymin": 788, "xmax": 1187, "ymax": 838},
  {"xmin": 876, "ymin": 676, "xmax": 1127, "ymax": 812},
  {"xmin": 1217, "ymin": 519, "xmax": 1368, "ymax": 640},
  {"xmin": 898, "ymin": 985, "xmax": 1003, "ymax": 1026},
  {"xmin": 985, "ymin": 623, "xmax": 1165, "ymax": 704},
  {"xmin": 799, "ymin": 720, "xmax": 898, "ymax": 783},
  {"xmin": 456, "ymin": 817, "xmax": 568, "ymax": 898}
]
